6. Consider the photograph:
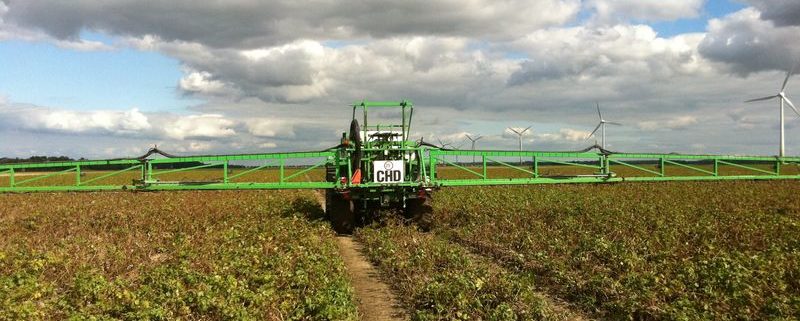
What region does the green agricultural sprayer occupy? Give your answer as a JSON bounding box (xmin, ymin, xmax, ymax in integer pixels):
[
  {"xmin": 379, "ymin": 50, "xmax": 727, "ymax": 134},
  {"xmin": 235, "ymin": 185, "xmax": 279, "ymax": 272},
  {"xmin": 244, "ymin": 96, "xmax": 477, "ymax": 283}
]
[{"xmin": 3, "ymin": 100, "xmax": 800, "ymax": 231}]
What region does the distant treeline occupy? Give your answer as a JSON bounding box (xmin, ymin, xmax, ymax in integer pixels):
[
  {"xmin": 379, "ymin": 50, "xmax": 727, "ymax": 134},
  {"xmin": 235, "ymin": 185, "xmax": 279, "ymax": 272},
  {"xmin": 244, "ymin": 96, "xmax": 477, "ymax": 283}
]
[
  {"xmin": 0, "ymin": 156, "xmax": 79, "ymax": 164},
  {"xmin": 1, "ymin": 156, "xmax": 204, "ymax": 171},
  {"xmin": 0, "ymin": 156, "xmax": 269, "ymax": 172}
]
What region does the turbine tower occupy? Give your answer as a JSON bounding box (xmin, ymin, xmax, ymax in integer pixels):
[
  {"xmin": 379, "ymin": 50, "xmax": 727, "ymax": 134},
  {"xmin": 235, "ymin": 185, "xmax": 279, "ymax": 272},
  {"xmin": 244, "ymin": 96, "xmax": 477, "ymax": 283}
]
[
  {"xmin": 507, "ymin": 126, "xmax": 531, "ymax": 163},
  {"xmin": 745, "ymin": 67, "xmax": 799, "ymax": 157},
  {"xmin": 587, "ymin": 102, "xmax": 621, "ymax": 150},
  {"xmin": 452, "ymin": 140, "xmax": 465, "ymax": 163},
  {"xmin": 465, "ymin": 134, "xmax": 483, "ymax": 164}
]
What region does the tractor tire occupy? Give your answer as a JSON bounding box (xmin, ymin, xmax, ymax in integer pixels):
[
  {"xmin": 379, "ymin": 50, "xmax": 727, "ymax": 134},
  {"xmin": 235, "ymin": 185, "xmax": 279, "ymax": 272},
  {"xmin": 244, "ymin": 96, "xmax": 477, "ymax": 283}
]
[
  {"xmin": 327, "ymin": 191, "xmax": 356, "ymax": 234},
  {"xmin": 404, "ymin": 197, "xmax": 433, "ymax": 231},
  {"xmin": 324, "ymin": 189, "xmax": 334, "ymax": 218}
]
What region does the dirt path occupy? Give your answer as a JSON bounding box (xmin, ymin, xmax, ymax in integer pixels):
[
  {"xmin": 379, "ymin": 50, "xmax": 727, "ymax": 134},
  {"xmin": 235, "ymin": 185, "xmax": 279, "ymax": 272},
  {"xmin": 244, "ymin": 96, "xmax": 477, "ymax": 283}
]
[
  {"xmin": 313, "ymin": 190, "xmax": 408, "ymax": 321},
  {"xmin": 336, "ymin": 236, "xmax": 408, "ymax": 320}
]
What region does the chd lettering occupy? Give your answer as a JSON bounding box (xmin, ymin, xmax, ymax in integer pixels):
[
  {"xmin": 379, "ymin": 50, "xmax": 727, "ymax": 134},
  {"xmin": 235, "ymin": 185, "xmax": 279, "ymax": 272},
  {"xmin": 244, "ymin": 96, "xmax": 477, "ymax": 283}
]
[{"xmin": 375, "ymin": 169, "xmax": 402, "ymax": 182}]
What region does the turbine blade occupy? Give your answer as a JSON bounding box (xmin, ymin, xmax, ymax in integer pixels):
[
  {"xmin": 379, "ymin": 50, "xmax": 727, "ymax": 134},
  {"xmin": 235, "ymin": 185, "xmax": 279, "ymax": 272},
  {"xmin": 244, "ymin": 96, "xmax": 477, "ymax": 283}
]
[
  {"xmin": 784, "ymin": 96, "xmax": 800, "ymax": 117},
  {"xmin": 523, "ymin": 126, "xmax": 532, "ymax": 134},
  {"xmin": 596, "ymin": 102, "xmax": 602, "ymax": 120},
  {"xmin": 587, "ymin": 123, "xmax": 601, "ymax": 140},
  {"xmin": 785, "ymin": 62, "xmax": 799, "ymax": 91},
  {"xmin": 606, "ymin": 121, "xmax": 622, "ymax": 126},
  {"xmin": 745, "ymin": 95, "xmax": 778, "ymax": 103},
  {"xmin": 783, "ymin": 70, "xmax": 792, "ymax": 92},
  {"xmin": 465, "ymin": 134, "xmax": 472, "ymax": 141},
  {"xmin": 475, "ymin": 135, "xmax": 483, "ymax": 141}
]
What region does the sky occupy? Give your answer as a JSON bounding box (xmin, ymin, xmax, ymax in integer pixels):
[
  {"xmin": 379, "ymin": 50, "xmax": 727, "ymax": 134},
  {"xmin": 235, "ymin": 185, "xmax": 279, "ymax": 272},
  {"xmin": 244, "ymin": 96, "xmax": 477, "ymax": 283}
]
[{"xmin": 1, "ymin": 0, "xmax": 800, "ymax": 158}]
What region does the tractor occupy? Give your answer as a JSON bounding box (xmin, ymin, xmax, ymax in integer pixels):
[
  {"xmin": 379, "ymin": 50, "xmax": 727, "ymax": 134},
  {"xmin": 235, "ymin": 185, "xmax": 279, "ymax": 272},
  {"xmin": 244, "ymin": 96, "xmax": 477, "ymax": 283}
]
[{"xmin": 325, "ymin": 100, "xmax": 433, "ymax": 232}]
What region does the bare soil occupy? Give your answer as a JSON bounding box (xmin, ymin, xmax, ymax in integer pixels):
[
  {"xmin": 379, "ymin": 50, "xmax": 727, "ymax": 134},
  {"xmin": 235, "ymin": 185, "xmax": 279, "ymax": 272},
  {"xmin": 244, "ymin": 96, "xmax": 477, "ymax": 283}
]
[
  {"xmin": 314, "ymin": 190, "xmax": 407, "ymax": 320},
  {"xmin": 336, "ymin": 236, "xmax": 408, "ymax": 321}
]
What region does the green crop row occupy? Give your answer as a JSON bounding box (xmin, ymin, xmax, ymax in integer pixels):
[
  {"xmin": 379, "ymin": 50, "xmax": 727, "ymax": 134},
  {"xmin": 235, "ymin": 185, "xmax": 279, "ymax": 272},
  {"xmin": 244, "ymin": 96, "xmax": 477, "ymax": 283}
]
[
  {"xmin": 0, "ymin": 190, "xmax": 357, "ymax": 320},
  {"xmin": 431, "ymin": 181, "xmax": 800, "ymax": 320},
  {"xmin": 356, "ymin": 221, "xmax": 581, "ymax": 321}
]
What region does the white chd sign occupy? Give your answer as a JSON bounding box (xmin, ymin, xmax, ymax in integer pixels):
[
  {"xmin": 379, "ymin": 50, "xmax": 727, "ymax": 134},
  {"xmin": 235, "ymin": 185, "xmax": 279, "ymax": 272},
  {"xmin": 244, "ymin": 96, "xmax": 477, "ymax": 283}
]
[{"xmin": 373, "ymin": 160, "xmax": 404, "ymax": 184}]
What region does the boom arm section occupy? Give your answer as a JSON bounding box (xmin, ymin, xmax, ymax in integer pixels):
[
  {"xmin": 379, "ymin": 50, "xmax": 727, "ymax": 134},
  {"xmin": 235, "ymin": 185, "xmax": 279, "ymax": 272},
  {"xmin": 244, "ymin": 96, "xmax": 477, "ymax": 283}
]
[
  {"xmin": 0, "ymin": 150, "xmax": 339, "ymax": 192},
  {"xmin": 2, "ymin": 147, "xmax": 800, "ymax": 193},
  {"xmin": 428, "ymin": 149, "xmax": 800, "ymax": 186}
]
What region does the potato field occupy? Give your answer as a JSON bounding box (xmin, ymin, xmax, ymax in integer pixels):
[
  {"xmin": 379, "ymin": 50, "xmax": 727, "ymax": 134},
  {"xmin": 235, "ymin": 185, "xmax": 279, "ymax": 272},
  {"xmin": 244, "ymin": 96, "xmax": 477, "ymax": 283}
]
[
  {"xmin": 0, "ymin": 190, "xmax": 357, "ymax": 320},
  {"xmin": 1, "ymin": 179, "xmax": 798, "ymax": 320}
]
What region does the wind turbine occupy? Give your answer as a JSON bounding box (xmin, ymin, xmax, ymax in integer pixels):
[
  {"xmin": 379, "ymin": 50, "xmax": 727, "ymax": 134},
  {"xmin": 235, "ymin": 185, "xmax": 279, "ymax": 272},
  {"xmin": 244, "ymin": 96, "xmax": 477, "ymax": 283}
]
[
  {"xmin": 452, "ymin": 140, "xmax": 466, "ymax": 164},
  {"xmin": 586, "ymin": 102, "xmax": 621, "ymax": 150},
  {"xmin": 745, "ymin": 66, "xmax": 799, "ymax": 157},
  {"xmin": 436, "ymin": 137, "xmax": 453, "ymax": 149},
  {"xmin": 436, "ymin": 137, "xmax": 457, "ymax": 165},
  {"xmin": 465, "ymin": 134, "xmax": 483, "ymax": 164},
  {"xmin": 507, "ymin": 126, "xmax": 531, "ymax": 163}
]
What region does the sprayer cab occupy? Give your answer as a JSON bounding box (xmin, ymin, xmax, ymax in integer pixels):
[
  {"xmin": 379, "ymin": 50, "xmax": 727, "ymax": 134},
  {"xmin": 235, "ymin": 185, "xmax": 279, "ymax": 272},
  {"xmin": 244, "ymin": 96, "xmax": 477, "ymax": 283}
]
[{"xmin": 341, "ymin": 100, "xmax": 421, "ymax": 185}]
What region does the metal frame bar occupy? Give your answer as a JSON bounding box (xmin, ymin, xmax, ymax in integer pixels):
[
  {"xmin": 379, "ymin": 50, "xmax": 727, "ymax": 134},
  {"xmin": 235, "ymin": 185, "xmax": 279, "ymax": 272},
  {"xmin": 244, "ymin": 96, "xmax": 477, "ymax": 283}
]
[
  {"xmin": 151, "ymin": 162, "xmax": 224, "ymax": 176},
  {"xmin": 485, "ymin": 157, "xmax": 537, "ymax": 177},
  {"xmin": 662, "ymin": 160, "xmax": 716, "ymax": 176},
  {"xmin": 434, "ymin": 157, "xmax": 485, "ymax": 178},
  {"xmin": 537, "ymin": 158, "xmax": 600, "ymax": 170},
  {"xmin": 717, "ymin": 160, "xmax": 778, "ymax": 176},
  {"xmin": 227, "ymin": 160, "xmax": 277, "ymax": 181},
  {"xmin": 608, "ymin": 159, "xmax": 664, "ymax": 177},
  {"xmin": 282, "ymin": 159, "xmax": 327, "ymax": 182},
  {"xmin": 13, "ymin": 167, "xmax": 77, "ymax": 186},
  {"xmin": 79, "ymin": 165, "xmax": 142, "ymax": 186},
  {"xmin": 0, "ymin": 159, "xmax": 139, "ymax": 170}
]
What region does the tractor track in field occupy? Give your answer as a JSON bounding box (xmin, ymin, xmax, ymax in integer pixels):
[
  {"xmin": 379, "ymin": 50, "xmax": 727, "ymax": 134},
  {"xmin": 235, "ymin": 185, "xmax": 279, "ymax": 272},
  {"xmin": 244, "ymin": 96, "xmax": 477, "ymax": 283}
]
[
  {"xmin": 335, "ymin": 236, "xmax": 409, "ymax": 321},
  {"xmin": 313, "ymin": 190, "xmax": 408, "ymax": 321},
  {"xmin": 310, "ymin": 185, "xmax": 586, "ymax": 320}
]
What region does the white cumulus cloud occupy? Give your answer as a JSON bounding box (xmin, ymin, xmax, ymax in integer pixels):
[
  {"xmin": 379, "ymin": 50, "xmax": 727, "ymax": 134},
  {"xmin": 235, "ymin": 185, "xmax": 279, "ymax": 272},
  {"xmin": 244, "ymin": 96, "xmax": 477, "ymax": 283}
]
[
  {"xmin": 638, "ymin": 115, "xmax": 699, "ymax": 130},
  {"xmin": 508, "ymin": 24, "xmax": 707, "ymax": 85},
  {"xmin": 245, "ymin": 118, "xmax": 295, "ymax": 138},
  {"xmin": 587, "ymin": 0, "xmax": 704, "ymax": 24},
  {"xmin": 536, "ymin": 128, "xmax": 591, "ymax": 142},
  {"xmin": 179, "ymin": 71, "xmax": 228, "ymax": 96},
  {"xmin": 6, "ymin": 107, "xmax": 151, "ymax": 135},
  {"xmin": 2, "ymin": 0, "xmax": 581, "ymax": 47},
  {"xmin": 699, "ymin": 8, "xmax": 800, "ymax": 74},
  {"xmin": 163, "ymin": 114, "xmax": 237, "ymax": 140}
]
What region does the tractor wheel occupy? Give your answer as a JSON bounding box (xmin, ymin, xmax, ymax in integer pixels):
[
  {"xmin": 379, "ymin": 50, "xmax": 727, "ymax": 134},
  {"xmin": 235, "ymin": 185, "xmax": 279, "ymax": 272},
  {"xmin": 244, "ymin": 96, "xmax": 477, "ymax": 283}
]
[
  {"xmin": 324, "ymin": 189, "xmax": 334, "ymax": 218},
  {"xmin": 404, "ymin": 197, "xmax": 433, "ymax": 231},
  {"xmin": 327, "ymin": 191, "xmax": 357, "ymax": 234}
]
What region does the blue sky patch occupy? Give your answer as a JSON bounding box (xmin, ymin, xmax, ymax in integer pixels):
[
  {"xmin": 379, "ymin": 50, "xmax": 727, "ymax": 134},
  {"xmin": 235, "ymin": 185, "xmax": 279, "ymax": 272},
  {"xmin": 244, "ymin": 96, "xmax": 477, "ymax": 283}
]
[{"xmin": 0, "ymin": 39, "xmax": 195, "ymax": 112}]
